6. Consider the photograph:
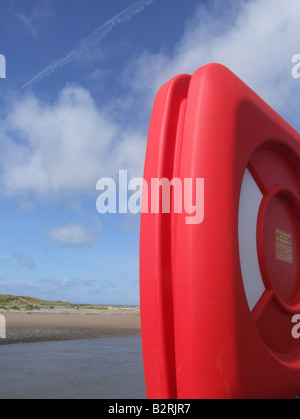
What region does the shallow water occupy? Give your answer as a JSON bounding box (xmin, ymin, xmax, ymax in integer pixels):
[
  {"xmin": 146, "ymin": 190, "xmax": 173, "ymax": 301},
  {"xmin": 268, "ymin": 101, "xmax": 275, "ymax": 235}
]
[{"xmin": 0, "ymin": 336, "xmax": 146, "ymax": 399}]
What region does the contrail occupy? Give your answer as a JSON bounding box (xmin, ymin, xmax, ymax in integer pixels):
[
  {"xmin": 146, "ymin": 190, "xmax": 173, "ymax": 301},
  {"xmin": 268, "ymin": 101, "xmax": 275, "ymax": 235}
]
[{"xmin": 19, "ymin": 0, "xmax": 158, "ymax": 91}]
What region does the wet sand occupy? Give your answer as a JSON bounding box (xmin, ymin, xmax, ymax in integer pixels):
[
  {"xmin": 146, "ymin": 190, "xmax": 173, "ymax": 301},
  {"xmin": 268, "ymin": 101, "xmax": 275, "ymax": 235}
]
[{"xmin": 0, "ymin": 308, "xmax": 141, "ymax": 345}]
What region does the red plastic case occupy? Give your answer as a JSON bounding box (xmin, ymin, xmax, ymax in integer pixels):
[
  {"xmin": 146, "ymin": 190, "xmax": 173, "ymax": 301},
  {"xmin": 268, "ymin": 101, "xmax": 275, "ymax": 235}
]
[{"xmin": 140, "ymin": 64, "xmax": 300, "ymax": 399}]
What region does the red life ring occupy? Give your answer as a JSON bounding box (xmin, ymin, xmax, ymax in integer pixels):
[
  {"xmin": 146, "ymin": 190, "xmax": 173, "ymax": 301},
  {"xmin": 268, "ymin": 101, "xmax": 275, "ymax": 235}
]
[{"xmin": 140, "ymin": 63, "xmax": 300, "ymax": 399}]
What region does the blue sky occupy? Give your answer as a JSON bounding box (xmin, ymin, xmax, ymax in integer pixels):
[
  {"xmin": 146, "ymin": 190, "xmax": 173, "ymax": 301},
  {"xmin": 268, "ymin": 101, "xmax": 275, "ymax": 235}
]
[{"xmin": 0, "ymin": 0, "xmax": 300, "ymax": 305}]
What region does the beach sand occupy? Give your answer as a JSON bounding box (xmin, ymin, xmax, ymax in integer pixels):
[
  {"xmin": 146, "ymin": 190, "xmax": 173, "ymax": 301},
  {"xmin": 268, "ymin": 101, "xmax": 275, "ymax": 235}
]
[{"xmin": 0, "ymin": 307, "xmax": 141, "ymax": 345}]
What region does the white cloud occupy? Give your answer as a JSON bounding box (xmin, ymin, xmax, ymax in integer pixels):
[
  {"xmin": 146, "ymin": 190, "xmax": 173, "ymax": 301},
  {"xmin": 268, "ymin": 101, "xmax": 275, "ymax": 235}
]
[
  {"xmin": 49, "ymin": 223, "xmax": 96, "ymax": 248},
  {"xmin": 0, "ymin": 85, "xmax": 146, "ymax": 200},
  {"xmin": 128, "ymin": 0, "xmax": 300, "ymax": 128},
  {"xmin": 2, "ymin": 0, "xmax": 300, "ymax": 205}
]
